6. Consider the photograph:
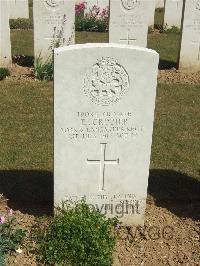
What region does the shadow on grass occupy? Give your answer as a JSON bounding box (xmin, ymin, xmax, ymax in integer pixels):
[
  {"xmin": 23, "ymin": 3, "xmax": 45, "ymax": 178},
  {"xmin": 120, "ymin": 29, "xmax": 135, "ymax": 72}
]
[
  {"xmin": 0, "ymin": 169, "xmax": 199, "ymax": 220},
  {"xmin": 148, "ymin": 169, "xmax": 200, "ymax": 221},
  {"xmin": 0, "ymin": 170, "xmax": 53, "ymax": 216},
  {"xmin": 158, "ymin": 59, "xmax": 177, "ymax": 70}
]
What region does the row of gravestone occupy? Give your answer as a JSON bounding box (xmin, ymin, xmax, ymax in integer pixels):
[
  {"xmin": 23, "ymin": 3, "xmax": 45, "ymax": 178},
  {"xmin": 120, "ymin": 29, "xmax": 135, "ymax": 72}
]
[
  {"xmin": 6, "ymin": 0, "xmax": 191, "ymax": 30},
  {"xmin": 6, "ymin": 0, "xmax": 176, "ymax": 28},
  {"xmin": 0, "ymin": 0, "xmax": 200, "ymax": 71},
  {"xmin": 0, "ymin": 1, "xmax": 197, "ymax": 227},
  {"xmin": 80, "ymin": 0, "xmax": 189, "ymax": 29}
]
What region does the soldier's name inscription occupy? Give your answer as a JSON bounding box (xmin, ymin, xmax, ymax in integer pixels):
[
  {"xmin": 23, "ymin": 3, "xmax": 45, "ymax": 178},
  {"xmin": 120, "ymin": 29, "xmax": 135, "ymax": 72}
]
[{"xmin": 61, "ymin": 111, "xmax": 143, "ymax": 140}]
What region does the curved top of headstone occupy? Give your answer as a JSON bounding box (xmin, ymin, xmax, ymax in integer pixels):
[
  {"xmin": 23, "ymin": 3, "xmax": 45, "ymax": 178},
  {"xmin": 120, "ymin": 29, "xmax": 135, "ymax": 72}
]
[{"xmin": 54, "ymin": 43, "xmax": 159, "ymax": 57}]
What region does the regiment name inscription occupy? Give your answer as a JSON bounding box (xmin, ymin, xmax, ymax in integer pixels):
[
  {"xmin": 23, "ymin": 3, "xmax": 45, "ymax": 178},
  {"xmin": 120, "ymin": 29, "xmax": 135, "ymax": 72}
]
[{"xmin": 61, "ymin": 111, "xmax": 143, "ymax": 140}]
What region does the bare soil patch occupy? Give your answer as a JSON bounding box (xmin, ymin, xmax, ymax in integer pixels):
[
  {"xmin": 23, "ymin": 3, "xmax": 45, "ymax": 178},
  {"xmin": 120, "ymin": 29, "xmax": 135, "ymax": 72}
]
[
  {"xmin": 8, "ymin": 64, "xmax": 34, "ymax": 82},
  {"xmin": 1, "ymin": 195, "xmax": 199, "ymax": 266},
  {"xmin": 159, "ymin": 69, "xmax": 200, "ymax": 84},
  {"xmin": 113, "ymin": 198, "xmax": 199, "ymax": 266}
]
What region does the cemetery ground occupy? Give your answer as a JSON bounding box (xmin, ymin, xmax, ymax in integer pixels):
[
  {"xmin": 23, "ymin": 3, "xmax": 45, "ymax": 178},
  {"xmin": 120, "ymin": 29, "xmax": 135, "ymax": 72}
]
[{"xmin": 0, "ymin": 29, "xmax": 199, "ymax": 265}]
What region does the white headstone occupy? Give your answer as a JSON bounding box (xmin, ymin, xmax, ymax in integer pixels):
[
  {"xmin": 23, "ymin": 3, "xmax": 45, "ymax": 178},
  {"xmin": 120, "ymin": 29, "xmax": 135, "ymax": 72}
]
[
  {"xmin": 0, "ymin": 0, "xmax": 12, "ymax": 67},
  {"xmin": 149, "ymin": 0, "xmax": 156, "ymax": 26},
  {"xmin": 9, "ymin": 0, "xmax": 29, "ymax": 19},
  {"xmin": 164, "ymin": 0, "xmax": 183, "ymax": 28},
  {"xmin": 179, "ymin": 0, "xmax": 200, "ymax": 71},
  {"xmin": 109, "ymin": 0, "xmax": 153, "ymax": 47},
  {"xmin": 97, "ymin": 0, "xmax": 109, "ymax": 10},
  {"xmin": 54, "ymin": 43, "xmax": 159, "ymax": 226},
  {"xmin": 33, "ymin": 0, "xmax": 75, "ymax": 63},
  {"xmin": 155, "ymin": 0, "xmax": 164, "ymax": 8}
]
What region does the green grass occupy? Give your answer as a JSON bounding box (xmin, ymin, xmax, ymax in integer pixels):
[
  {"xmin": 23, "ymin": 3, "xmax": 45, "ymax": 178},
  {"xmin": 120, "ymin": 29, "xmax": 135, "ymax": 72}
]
[
  {"xmin": 11, "ymin": 30, "xmax": 33, "ymax": 56},
  {"xmin": 154, "ymin": 8, "xmax": 164, "ymax": 28},
  {"xmin": 29, "ymin": 7, "xmax": 33, "ymax": 21},
  {"xmin": 9, "ymin": 4, "xmax": 179, "ymax": 67},
  {"xmin": 0, "ymin": 80, "xmax": 199, "ymax": 182},
  {"xmin": 3, "ymin": 29, "xmax": 200, "ymax": 197},
  {"xmin": 76, "ymin": 31, "xmax": 108, "ymax": 44},
  {"xmin": 7, "ymin": 30, "xmax": 198, "ymax": 182},
  {"xmin": 0, "ymin": 81, "xmax": 53, "ymax": 171},
  {"xmin": 11, "ymin": 30, "xmax": 181, "ymax": 68},
  {"xmin": 151, "ymin": 83, "xmax": 200, "ymax": 179},
  {"xmin": 10, "ymin": 31, "xmax": 108, "ymax": 56},
  {"xmin": 147, "ymin": 32, "xmax": 181, "ymax": 68}
]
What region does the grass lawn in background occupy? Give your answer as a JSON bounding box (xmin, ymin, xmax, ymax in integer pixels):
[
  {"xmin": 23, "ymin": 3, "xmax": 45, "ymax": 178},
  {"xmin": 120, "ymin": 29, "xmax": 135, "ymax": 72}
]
[
  {"xmin": 0, "ymin": 81, "xmax": 53, "ymax": 171},
  {"xmin": 11, "ymin": 29, "xmax": 181, "ymax": 68},
  {"xmin": 147, "ymin": 33, "xmax": 181, "ymax": 68},
  {"xmin": 154, "ymin": 8, "xmax": 164, "ymax": 28},
  {"xmin": 11, "ymin": 30, "xmax": 33, "ymax": 56}
]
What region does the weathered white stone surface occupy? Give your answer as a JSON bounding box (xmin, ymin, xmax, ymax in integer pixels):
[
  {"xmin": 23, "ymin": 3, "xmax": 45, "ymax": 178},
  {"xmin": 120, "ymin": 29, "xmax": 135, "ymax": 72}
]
[
  {"xmin": 164, "ymin": 0, "xmax": 183, "ymax": 28},
  {"xmin": 97, "ymin": 0, "xmax": 109, "ymax": 10},
  {"xmin": 33, "ymin": 0, "xmax": 75, "ymax": 62},
  {"xmin": 149, "ymin": 0, "xmax": 156, "ymax": 26},
  {"xmin": 9, "ymin": 0, "xmax": 29, "ymax": 19},
  {"xmin": 109, "ymin": 0, "xmax": 153, "ymax": 47},
  {"xmin": 54, "ymin": 43, "xmax": 159, "ymax": 226},
  {"xmin": 179, "ymin": 0, "xmax": 200, "ymax": 71},
  {"xmin": 155, "ymin": 0, "xmax": 164, "ymax": 8},
  {"xmin": 0, "ymin": 0, "xmax": 12, "ymax": 67}
]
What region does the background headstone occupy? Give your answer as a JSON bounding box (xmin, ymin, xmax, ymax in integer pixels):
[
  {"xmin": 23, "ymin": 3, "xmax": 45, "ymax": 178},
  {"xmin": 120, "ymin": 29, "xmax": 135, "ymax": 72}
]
[
  {"xmin": 164, "ymin": 0, "xmax": 183, "ymax": 28},
  {"xmin": 155, "ymin": 0, "xmax": 164, "ymax": 8},
  {"xmin": 149, "ymin": 0, "xmax": 156, "ymax": 27},
  {"xmin": 179, "ymin": 0, "xmax": 200, "ymax": 71},
  {"xmin": 54, "ymin": 43, "xmax": 159, "ymax": 226},
  {"xmin": 97, "ymin": 0, "xmax": 109, "ymax": 10},
  {"xmin": 109, "ymin": 0, "xmax": 154, "ymax": 47},
  {"xmin": 9, "ymin": 0, "xmax": 29, "ymax": 19},
  {"xmin": 0, "ymin": 0, "xmax": 12, "ymax": 67},
  {"xmin": 33, "ymin": 0, "xmax": 75, "ymax": 63}
]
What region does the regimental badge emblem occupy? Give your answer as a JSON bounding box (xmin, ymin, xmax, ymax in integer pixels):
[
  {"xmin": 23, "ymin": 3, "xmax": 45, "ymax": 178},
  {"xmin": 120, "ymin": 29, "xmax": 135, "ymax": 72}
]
[
  {"xmin": 83, "ymin": 57, "xmax": 130, "ymax": 106},
  {"xmin": 44, "ymin": 0, "xmax": 63, "ymax": 10},
  {"xmin": 121, "ymin": 0, "xmax": 139, "ymax": 10}
]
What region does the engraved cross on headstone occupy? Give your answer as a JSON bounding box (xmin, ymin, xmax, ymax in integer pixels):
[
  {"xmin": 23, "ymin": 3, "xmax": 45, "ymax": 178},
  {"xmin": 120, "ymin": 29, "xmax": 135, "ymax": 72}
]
[
  {"xmin": 120, "ymin": 29, "xmax": 137, "ymax": 45},
  {"xmin": 87, "ymin": 143, "xmax": 119, "ymax": 191},
  {"xmin": 192, "ymin": 38, "xmax": 200, "ymax": 61}
]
